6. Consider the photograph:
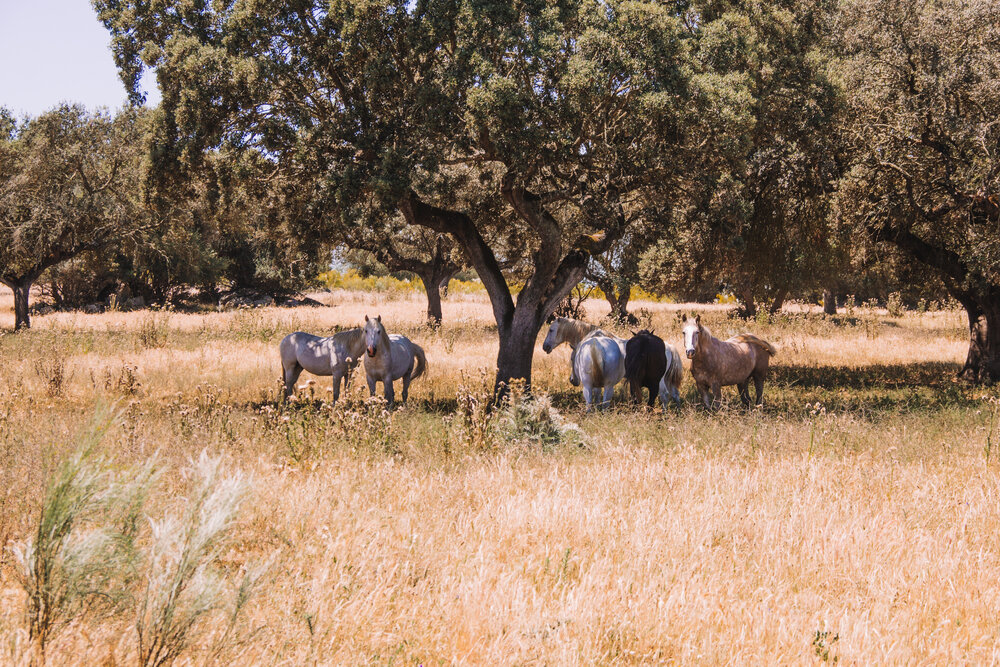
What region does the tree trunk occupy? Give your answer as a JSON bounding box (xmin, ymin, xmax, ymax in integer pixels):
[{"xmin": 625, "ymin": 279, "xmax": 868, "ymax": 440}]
[
  {"xmin": 823, "ymin": 289, "xmax": 837, "ymax": 315},
  {"xmin": 419, "ymin": 273, "xmax": 444, "ymax": 327},
  {"xmin": 739, "ymin": 287, "xmax": 757, "ymax": 319},
  {"xmin": 11, "ymin": 280, "xmax": 31, "ymax": 331},
  {"xmin": 768, "ymin": 288, "xmax": 787, "ymax": 315},
  {"xmin": 495, "ymin": 314, "xmax": 541, "ymax": 395},
  {"xmin": 607, "ymin": 284, "xmax": 638, "ymax": 324},
  {"xmin": 959, "ymin": 299, "xmax": 1000, "ymax": 383}
]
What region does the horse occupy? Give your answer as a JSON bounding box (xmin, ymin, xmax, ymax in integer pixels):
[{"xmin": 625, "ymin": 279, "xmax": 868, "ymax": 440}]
[
  {"xmin": 625, "ymin": 329, "xmax": 684, "ymax": 409},
  {"xmin": 542, "ymin": 317, "xmax": 626, "ymax": 410},
  {"xmin": 279, "ymin": 328, "xmax": 366, "ymax": 402},
  {"xmin": 681, "ymin": 314, "xmax": 776, "ymax": 409},
  {"xmin": 362, "ymin": 315, "xmax": 427, "ymax": 406}
]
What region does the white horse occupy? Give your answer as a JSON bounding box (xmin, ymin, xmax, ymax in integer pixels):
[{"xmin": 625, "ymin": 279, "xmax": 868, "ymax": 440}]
[
  {"xmin": 362, "ymin": 315, "xmax": 427, "ymax": 405},
  {"xmin": 542, "ymin": 317, "xmax": 626, "ymax": 410},
  {"xmin": 279, "ymin": 328, "xmax": 366, "ymax": 402}
]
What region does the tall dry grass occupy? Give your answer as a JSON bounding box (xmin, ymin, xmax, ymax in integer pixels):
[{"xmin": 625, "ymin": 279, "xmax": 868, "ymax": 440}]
[{"xmin": 1, "ymin": 284, "xmax": 997, "ymax": 664}]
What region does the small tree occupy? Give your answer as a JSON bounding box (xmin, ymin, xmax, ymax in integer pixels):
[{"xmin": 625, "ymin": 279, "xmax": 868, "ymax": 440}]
[{"xmin": 0, "ymin": 105, "xmax": 146, "ymax": 329}]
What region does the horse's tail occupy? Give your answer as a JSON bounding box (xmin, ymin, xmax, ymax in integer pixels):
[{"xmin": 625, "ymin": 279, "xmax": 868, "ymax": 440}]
[
  {"xmin": 663, "ymin": 344, "xmax": 684, "ymax": 391},
  {"xmin": 733, "ymin": 333, "xmax": 777, "ymax": 356},
  {"xmin": 410, "ymin": 343, "xmax": 427, "ymax": 381},
  {"xmin": 588, "ymin": 342, "xmax": 604, "ymax": 387}
]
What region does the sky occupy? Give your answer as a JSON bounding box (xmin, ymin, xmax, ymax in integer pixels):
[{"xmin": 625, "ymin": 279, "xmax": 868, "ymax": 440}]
[{"xmin": 0, "ymin": 0, "xmax": 160, "ymax": 117}]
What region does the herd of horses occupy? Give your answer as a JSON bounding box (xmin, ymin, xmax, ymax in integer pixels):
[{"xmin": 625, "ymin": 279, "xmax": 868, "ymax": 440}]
[{"xmin": 279, "ymin": 314, "xmax": 777, "ymax": 410}]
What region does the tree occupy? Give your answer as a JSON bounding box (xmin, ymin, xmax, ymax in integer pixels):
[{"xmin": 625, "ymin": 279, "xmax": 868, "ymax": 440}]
[
  {"xmin": 348, "ymin": 223, "xmax": 462, "ymax": 326},
  {"xmin": 0, "ymin": 105, "xmax": 146, "ymax": 329},
  {"xmin": 96, "ymin": 0, "xmax": 708, "ymax": 391},
  {"xmin": 639, "ymin": 0, "xmax": 841, "ymax": 317},
  {"xmin": 835, "ymin": 0, "xmax": 1000, "ymax": 382}
]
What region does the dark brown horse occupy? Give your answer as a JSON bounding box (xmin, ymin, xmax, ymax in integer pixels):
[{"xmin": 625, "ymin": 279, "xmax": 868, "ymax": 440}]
[{"xmin": 625, "ymin": 330, "xmax": 667, "ymax": 408}]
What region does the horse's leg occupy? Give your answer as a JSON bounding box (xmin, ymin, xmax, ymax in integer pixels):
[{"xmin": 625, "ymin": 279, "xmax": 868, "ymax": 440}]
[
  {"xmin": 384, "ymin": 379, "xmax": 396, "ymax": 407},
  {"xmin": 710, "ymin": 382, "xmax": 722, "ymax": 410},
  {"xmin": 582, "ymin": 386, "xmax": 594, "ymax": 411},
  {"xmin": 602, "ymin": 385, "xmax": 614, "ymax": 410},
  {"xmin": 696, "ymin": 381, "xmax": 711, "ymax": 409},
  {"xmin": 671, "ymin": 386, "xmax": 682, "ymax": 406},
  {"xmin": 366, "ymin": 374, "xmax": 377, "ymax": 397},
  {"xmin": 401, "ymin": 371, "xmax": 412, "ymax": 404},
  {"xmin": 737, "ymin": 381, "xmax": 751, "ymax": 408},
  {"xmin": 753, "ymin": 374, "xmax": 765, "ymax": 406},
  {"xmin": 282, "ymin": 363, "xmax": 302, "ymax": 401},
  {"xmin": 646, "ymin": 381, "xmax": 657, "ymax": 408},
  {"xmin": 331, "ymin": 370, "xmax": 343, "ymax": 403}
]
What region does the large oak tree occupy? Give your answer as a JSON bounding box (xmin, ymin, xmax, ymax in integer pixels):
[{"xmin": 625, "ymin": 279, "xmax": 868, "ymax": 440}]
[
  {"xmin": 835, "ymin": 0, "xmax": 1000, "ymax": 382},
  {"xmin": 97, "ymin": 0, "xmax": 711, "ymax": 390}
]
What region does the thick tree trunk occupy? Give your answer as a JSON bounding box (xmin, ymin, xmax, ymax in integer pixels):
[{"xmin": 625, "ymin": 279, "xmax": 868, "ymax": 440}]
[
  {"xmin": 9, "ymin": 280, "xmax": 32, "ymax": 331},
  {"xmin": 823, "ymin": 289, "xmax": 837, "ymax": 315},
  {"xmin": 419, "ymin": 273, "xmax": 444, "ymax": 327},
  {"xmin": 959, "ymin": 299, "xmax": 1000, "ymax": 383},
  {"xmin": 495, "ymin": 314, "xmax": 541, "ymax": 395},
  {"xmin": 768, "ymin": 288, "xmax": 787, "ymax": 315}
]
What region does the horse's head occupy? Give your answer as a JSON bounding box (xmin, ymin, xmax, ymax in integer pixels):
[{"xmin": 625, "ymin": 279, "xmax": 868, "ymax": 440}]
[
  {"xmin": 363, "ymin": 314, "xmax": 385, "ymax": 357},
  {"xmin": 681, "ymin": 314, "xmax": 701, "ymax": 359},
  {"xmin": 542, "ymin": 318, "xmax": 563, "ymax": 353}
]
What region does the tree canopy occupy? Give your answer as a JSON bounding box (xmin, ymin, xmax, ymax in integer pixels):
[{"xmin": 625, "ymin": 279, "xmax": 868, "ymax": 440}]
[{"xmin": 0, "ymin": 105, "xmax": 146, "ymax": 329}]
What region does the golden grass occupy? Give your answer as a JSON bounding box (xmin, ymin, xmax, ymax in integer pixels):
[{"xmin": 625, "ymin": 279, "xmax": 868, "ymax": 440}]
[{"xmin": 1, "ymin": 284, "xmax": 998, "ymax": 664}]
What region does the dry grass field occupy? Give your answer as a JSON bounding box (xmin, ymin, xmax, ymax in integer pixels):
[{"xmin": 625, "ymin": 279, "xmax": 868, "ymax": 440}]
[{"xmin": 1, "ymin": 284, "xmax": 998, "ymax": 664}]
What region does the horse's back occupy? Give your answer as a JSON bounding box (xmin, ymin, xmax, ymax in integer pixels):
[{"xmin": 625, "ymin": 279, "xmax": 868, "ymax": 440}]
[
  {"xmin": 625, "ymin": 334, "xmax": 666, "ymax": 383},
  {"xmin": 281, "ymin": 331, "xmax": 332, "ymax": 375},
  {"xmin": 577, "ymin": 334, "xmax": 625, "ymax": 388}
]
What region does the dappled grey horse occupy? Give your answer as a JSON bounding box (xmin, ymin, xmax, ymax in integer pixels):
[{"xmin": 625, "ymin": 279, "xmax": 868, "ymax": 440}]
[{"xmin": 279, "ymin": 328, "xmax": 366, "ymax": 402}]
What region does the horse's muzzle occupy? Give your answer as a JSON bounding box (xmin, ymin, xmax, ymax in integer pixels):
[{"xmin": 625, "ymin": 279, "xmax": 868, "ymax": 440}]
[
  {"xmin": 542, "ymin": 343, "xmax": 551, "ymax": 353},
  {"xmin": 686, "ymin": 349, "xmax": 695, "ymax": 359},
  {"xmin": 367, "ymin": 345, "xmax": 377, "ymax": 357}
]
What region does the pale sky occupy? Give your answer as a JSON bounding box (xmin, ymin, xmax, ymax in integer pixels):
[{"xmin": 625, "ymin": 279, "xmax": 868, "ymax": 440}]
[{"xmin": 0, "ymin": 0, "xmax": 160, "ymax": 117}]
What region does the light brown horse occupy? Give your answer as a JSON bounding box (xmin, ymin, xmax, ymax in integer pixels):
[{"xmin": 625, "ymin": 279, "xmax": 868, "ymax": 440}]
[{"xmin": 681, "ymin": 314, "xmax": 776, "ymax": 409}]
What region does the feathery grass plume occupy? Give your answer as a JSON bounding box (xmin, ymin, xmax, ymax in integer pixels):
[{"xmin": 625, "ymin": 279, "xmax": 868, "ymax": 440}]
[
  {"xmin": 135, "ymin": 450, "xmax": 259, "ymax": 667},
  {"xmin": 10, "ymin": 403, "xmax": 158, "ymax": 665}
]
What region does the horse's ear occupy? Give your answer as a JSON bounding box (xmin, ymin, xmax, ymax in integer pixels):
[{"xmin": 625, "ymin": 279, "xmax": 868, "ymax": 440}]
[
  {"xmin": 695, "ymin": 314, "xmax": 701, "ymax": 324},
  {"xmin": 681, "ymin": 313, "xmax": 687, "ymax": 322},
  {"xmin": 377, "ymin": 314, "xmax": 381, "ymax": 322},
  {"xmin": 364, "ymin": 315, "xmax": 369, "ymax": 323},
  {"xmin": 650, "ymin": 328, "xmax": 655, "ymax": 335},
  {"xmin": 630, "ymin": 329, "xmax": 638, "ymax": 336}
]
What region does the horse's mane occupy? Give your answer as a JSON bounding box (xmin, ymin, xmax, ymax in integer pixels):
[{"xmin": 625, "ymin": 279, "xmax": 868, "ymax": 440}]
[
  {"xmin": 557, "ymin": 317, "xmax": 599, "ymax": 346},
  {"xmin": 335, "ymin": 327, "xmax": 366, "ymax": 352}
]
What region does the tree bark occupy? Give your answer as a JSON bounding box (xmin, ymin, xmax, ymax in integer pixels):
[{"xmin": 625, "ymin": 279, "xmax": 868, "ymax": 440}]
[
  {"xmin": 738, "ymin": 287, "xmax": 757, "ymax": 318},
  {"xmin": 768, "ymin": 287, "xmax": 787, "ymax": 315},
  {"xmin": 419, "ymin": 273, "xmax": 444, "ymax": 326},
  {"xmin": 823, "ymin": 289, "xmax": 837, "ymax": 315},
  {"xmin": 4, "ymin": 279, "xmax": 32, "ymax": 330},
  {"xmin": 957, "ymin": 297, "xmax": 1000, "ymax": 383},
  {"xmin": 494, "ymin": 307, "xmax": 549, "ymax": 395}
]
